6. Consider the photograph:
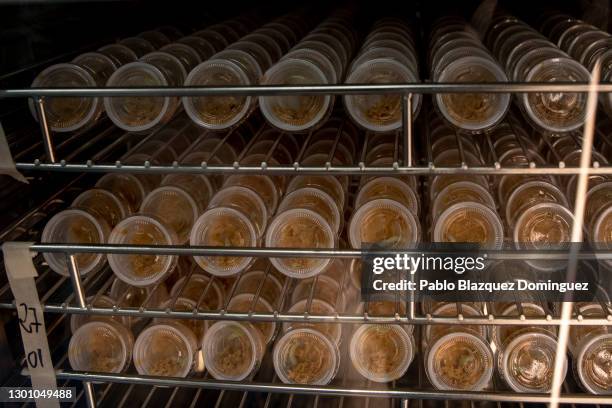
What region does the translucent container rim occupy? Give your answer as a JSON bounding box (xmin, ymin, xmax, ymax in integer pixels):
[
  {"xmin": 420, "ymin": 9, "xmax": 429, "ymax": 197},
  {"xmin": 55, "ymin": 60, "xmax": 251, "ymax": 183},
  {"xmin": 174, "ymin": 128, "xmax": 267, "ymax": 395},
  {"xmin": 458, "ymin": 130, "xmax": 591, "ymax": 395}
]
[
  {"xmin": 277, "ymin": 187, "xmax": 341, "ymax": 234},
  {"xmin": 69, "ymin": 320, "xmax": 132, "ymax": 374},
  {"xmin": 576, "ymin": 332, "xmax": 612, "ymax": 394},
  {"xmin": 228, "ymin": 293, "xmax": 276, "ymax": 344},
  {"xmin": 72, "ymin": 188, "xmax": 128, "ymax": 223},
  {"xmin": 286, "ymin": 298, "xmax": 341, "ymax": 344},
  {"xmin": 95, "ymin": 173, "xmax": 147, "ymax": 214},
  {"xmin": 140, "ymin": 185, "xmax": 199, "ymax": 243},
  {"xmin": 355, "ymin": 176, "xmax": 420, "ymax": 216},
  {"xmin": 505, "ymin": 180, "xmax": 568, "ymax": 227},
  {"xmin": 433, "ymin": 202, "xmax": 504, "ymax": 249},
  {"xmin": 209, "ymin": 185, "xmax": 267, "ymax": 237},
  {"xmin": 513, "ymin": 202, "xmax": 574, "ymax": 248},
  {"xmin": 432, "ymin": 181, "xmax": 496, "ymax": 224},
  {"xmin": 286, "ymin": 175, "xmax": 345, "ymax": 213}
]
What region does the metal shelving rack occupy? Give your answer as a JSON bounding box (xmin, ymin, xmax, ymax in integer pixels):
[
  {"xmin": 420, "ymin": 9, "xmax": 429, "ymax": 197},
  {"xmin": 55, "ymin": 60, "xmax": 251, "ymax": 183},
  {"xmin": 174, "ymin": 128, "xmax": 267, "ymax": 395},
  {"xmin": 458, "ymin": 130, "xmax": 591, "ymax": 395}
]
[{"xmin": 1, "ymin": 79, "xmax": 612, "ymax": 408}]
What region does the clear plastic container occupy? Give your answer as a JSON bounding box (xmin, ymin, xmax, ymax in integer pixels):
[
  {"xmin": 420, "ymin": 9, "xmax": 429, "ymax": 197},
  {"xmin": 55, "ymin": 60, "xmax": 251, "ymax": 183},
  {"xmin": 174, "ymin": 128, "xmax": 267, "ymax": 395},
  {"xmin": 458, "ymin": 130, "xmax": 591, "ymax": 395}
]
[
  {"xmin": 227, "ymin": 293, "xmax": 277, "ymax": 344},
  {"xmin": 228, "ymin": 40, "xmax": 273, "ymax": 72},
  {"xmin": 202, "ymin": 321, "xmax": 265, "ymax": 381},
  {"xmin": 161, "ymin": 173, "xmax": 214, "ymax": 212},
  {"xmin": 223, "ymin": 175, "xmax": 279, "ymax": 216},
  {"xmin": 513, "ymin": 202, "xmax": 574, "ymax": 271},
  {"xmin": 108, "ymin": 215, "xmax": 178, "ymax": 286},
  {"xmin": 426, "ymin": 331, "xmax": 493, "ymax": 391},
  {"xmin": 575, "ymin": 332, "xmax": 612, "ymax": 394},
  {"xmin": 303, "ymin": 139, "xmax": 352, "ymax": 166},
  {"xmin": 355, "ymin": 177, "xmax": 420, "ymax": 216},
  {"xmin": 349, "ymin": 198, "xmax": 420, "ymax": 249},
  {"xmin": 72, "ymin": 188, "xmax": 127, "ymax": 229},
  {"xmin": 569, "ymin": 303, "xmax": 608, "ymax": 355},
  {"xmin": 506, "ymin": 181, "xmax": 568, "ymax": 228},
  {"xmin": 260, "ymin": 58, "xmax": 332, "ymax": 132},
  {"xmin": 29, "ymin": 63, "xmax": 101, "ymax": 132},
  {"xmin": 155, "ymin": 296, "xmax": 206, "ymax": 342},
  {"xmin": 585, "ymin": 182, "xmax": 612, "ymax": 232},
  {"xmin": 286, "ymin": 175, "xmax": 345, "ymax": 214},
  {"xmin": 432, "ymin": 181, "xmax": 496, "ymax": 223},
  {"xmin": 433, "ymin": 202, "xmax": 504, "ymax": 249},
  {"xmin": 69, "ymin": 321, "xmax": 133, "ymax": 373},
  {"xmin": 277, "ymin": 187, "xmax": 341, "ymax": 234},
  {"xmin": 72, "ymin": 52, "xmax": 117, "ymax": 85},
  {"xmin": 265, "ymin": 208, "xmax": 336, "ymax": 279},
  {"xmin": 208, "ymin": 186, "xmax": 267, "ymax": 238},
  {"xmin": 98, "ymin": 44, "xmax": 138, "ymax": 67},
  {"xmin": 177, "ymin": 36, "xmax": 216, "ymax": 61},
  {"xmin": 350, "ymin": 324, "xmax": 414, "ymax": 383},
  {"xmin": 138, "ymin": 30, "xmax": 171, "ymax": 48},
  {"xmin": 133, "ymin": 322, "xmax": 197, "ymax": 377},
  {"xmin": 284, "ymin": 298, "xmax": 341, "ymax": 344},
  {"xmin": 70, "ymin": 295, "xmax": 129, "ymax": 333},
  {"xmin": 273, "ymin": 328, "xmax": 340, "ymax": 385},
  {"xmin": 42, "ymin": 209, "xmax": 110, "ymax": 276},
  {"xmin": 425, "ymin": 302, "xmax": 487, "ymax": 345},
  {"xmin": 591, "ymin": 207, "xmax": 612, "ymax": 271},
  {"xmin": 140, "ymin": 186, "xmax": 199, "ymax": 244},
  {"xmin": 109, "ymin": 278, "xmax": 168, "ymax": 326},
  {"xmin": 118, "ymin": 37, "xmax": 155, "ymax": 57},
  {"xmin": 95, "ymin": 173, "xmax": 147, "ymax": 214},
  {"xmin": 160, "ymin": 43, "xmax": 202, "ymax": 72},
  {"xmin": 499, "ymin": 330, "xmax": 564, "ymax": 392},
  {"xmin": 345, "ymin": 58, "xmax": 420, "ymax": 132},
  {"xmin": 190, "ymin": 207, "xmax": 258, "ymax": 276},
  {"xmin": 234, "ymin": 270, "xmax": 283, "ymax": 307},
  {"xmin": 291, "ymin": 275, "xmax": 343, "ymax": 309},
  {"xmin": 491, "ymin": 303, "xmax": 549, "ymax": 348},
  {"xmin": 193, "ymin": 29, "xmax": 228, "ymax": 53},
  {"xmin": 170, "ymin": 273, "xmax": 224, "ymax": 310}
]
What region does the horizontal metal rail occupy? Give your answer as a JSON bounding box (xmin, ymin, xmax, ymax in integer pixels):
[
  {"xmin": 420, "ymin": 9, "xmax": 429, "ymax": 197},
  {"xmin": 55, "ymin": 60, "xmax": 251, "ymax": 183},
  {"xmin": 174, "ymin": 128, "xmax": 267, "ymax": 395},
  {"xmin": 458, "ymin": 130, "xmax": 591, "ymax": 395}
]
[
  {"xmin": 2, "ymin": 82, "xmax": 612, "ymax": 99},
  {"xmin": 1, "ymin": 303, "xmax": 610, "ymax": 326},
  {"xmin": 45, "ymin": 371, "xmax": 611, "ymax": 404},
  {"xmin": 28, "ymin": 243, "xmax": 612, "ymax": 259},
  {"xmin": 14, "ymin": 162, "xmax": 612, "ymax": 175}
]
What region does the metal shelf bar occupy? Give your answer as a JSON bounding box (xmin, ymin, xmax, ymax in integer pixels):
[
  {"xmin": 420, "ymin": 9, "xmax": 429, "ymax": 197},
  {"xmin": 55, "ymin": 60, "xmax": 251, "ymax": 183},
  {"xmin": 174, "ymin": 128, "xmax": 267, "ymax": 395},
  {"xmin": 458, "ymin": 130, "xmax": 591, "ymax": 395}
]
[
  {"xmin": 15, "ymin": 162, "xmax": 612, "ymax": 175},
  {"xmin": 3, "ymin": 82, "xmax": 612, "ymax": 98},
  {"xmin": 48, "ymin": 371, "xmax": 612, "ymax": 404}
]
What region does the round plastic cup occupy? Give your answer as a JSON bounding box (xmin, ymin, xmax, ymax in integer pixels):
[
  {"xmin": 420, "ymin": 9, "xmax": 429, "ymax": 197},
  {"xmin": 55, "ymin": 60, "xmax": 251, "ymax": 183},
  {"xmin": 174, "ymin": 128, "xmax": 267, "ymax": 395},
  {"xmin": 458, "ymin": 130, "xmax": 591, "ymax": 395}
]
[
  {"xmin": 95, "ymin": 173, "xmax": 147, "ymax": 214},
  {"xmin": 108, "ymin": 215, "xmax": 178, "ymax": 286},
  {"xmin": 350, "ymin": 324, "xmax": 414, "ymax": 383},
  {"xmin": 228, "ymin": 293, "xmax": 277, "ymax": 344},
  {"xmin": 72, "ymin": 188, "xmax": 127, "ymax": 228},
  {"xmin": 499, "ymin": 331, "xmax": 565, "ymax": 392},
  {"xmin": 239, "ymin": 153, "xmax": 286, "ymax": 193},
  {"xmin": 29, "ymin": 63, "xmax": 100, "ymax": 132},
  {"xmin": 284, "ymin": 298, "xmax": 341, "ymax": 344},
  {"xmin": 161, "ymin": 173, "xmax": 214, "ymax": 212},
  {"xmin": 434, "ymin": 202, "xmax": 504, "ymax": 249},
  {"xmin": 260, "ymin": 59, "xmax": 332, "ymax": 132},
  {"xmin": 160, "ymin": 43, "xmax": 202, "ymax": 72},
  {"xmin": 506, "ymin": 181, "xmax": 568, "ymax": 228},
  {"xmin": 178, "ymin": 36, "xmax": 216, "ymax": 61},
  {"xmin": 431, "ymin": 134, "xmax": 480, "ymax": 159},
  {"xmin": 345, "ymin": 59, "xmax": 420, "ymax": 132},
  {"xmin": 203, "ymin": 321, "xmax": 264, "ymax": 381},
  {"xmin": 233, "ymin": 270, "xmax": 282, "ymax": 307},
  {"xmin": 265, "ymin": 208, "xmax": 336, "ymax": 279},
  {"xmin": 170, "ymin": 273, "xmax": 224, "ymax": 310},
  {"xmin": 118, "ymin": 37, "xmax": 155, "ymax": 57},
  {"xmin": 229, "ymin": 40, "xmax": 273, "ymax": 72},
  {"xmin": 190, "ymin": 207, "xmax": 258, "ymax": 276},
  {"xmin": 349, "ymin": 198, "xmax": 420, "ymax": 249},
  {"xmin": 569, "ymin": 303, "xmax": 608, "ymax": 355},
  {"xmin": 293, "ymin": 39, "xmax": 342, "ymax": 81},
  {"xmin": 110, "ymin": 278, "xmax": 168, "ymax": 326},
  {"xmin": 72, "ymin": 52, "xmax": 117, "ymax": 85},
  {"xmin": 491, "ymin": 303, "xmax": 548, "ymax": 348},
  {"xmin": 214, "ymin": 48, "xmax": 264, "ymax": 84},
  {"xmin": 223, "ymin": 175, "xmax": 279, "ymax": 215},
  {"xmin": 575, "ymin": 332, "xmax": 612, "ymax": 394},
  {"xmin": 522, "ymin": 57, "xmax": 590, "ymax": 133},
  {"xmin": 355, "ymin": 177, "xmax": 419, "ymax": 216},
  {"xmin": 138, "ymin": 30, "xmax": 171, "ymax": 48},
  {"xmin": 140, "ymin": 186, "xmax": 199, "ymax": 244},
  {"xmin": 98, "ymin": 44, "xmax": 138, "ymax": 67},
  {"xmin": 303, "ymin": 139, "xmax": 352, "ymax": 166},
  {"xmin": 585, "ymin": 182, "xmax": 612, "ymax": 232},
  {"xmin": 183, "ymin": 59, "xmax": 253, "ymax": 130},
  {"xmin": 241, "ymin": 32, "xmax": 282, "ymax": 62},
  {"xmin": 69, "ymin": 321, "xmax": 133, "ymax": 374},
  {"xmin": 192, "ymin": 29, "xmax": 228, "ymax": 53},
  {"xmin": 591, "ymin": 205, "xmax": 612, "ymax": 246},
  {"xmin": 291, "ymin": 275, "xmax": 343, "ymax": 309},
  {"xmin": 277, "ymin": 187, "xmax": 341, "ymax": 234},
  {"xmin": 432, "ymin": 181, "xmax": 496, "ymax": 223},
  {"xmin": 513, "ymin": 202, "xmax": 574, "ymax": 271},
  {"xmin": 426, "ymin": 331, "xmax": 493, "ymax": 391},
  {"xmin": 273, "ymin": 328, "xmax": 340, "ymax": 385},
  {"xmin": 248, "ymin": 139, "xmax": 294, "ymax": 164},
  {"xmin": 208, "ymin": 186, "xmax": 267, "ymax": 238},
  {"xmin": 301, "ymin": 153, "xmax": 348, "ymax": 193},
  {"xmin": 42, "ymin": 209, "xmax": 110, "ymax": 276},
  {"xmin": 283, "ymin": 47, "xmax": 336, "ymax": 84},
  {"xmin": 133, "ymin": 322, "xmax": 197, "ymax": 377},
  {"xmin": 286, "ymin": 176, "xmax": 345, "ymax": 214},
  {"xmin": 425, "ymin": 303, "xmax": 487, "ymax": 344},
  {"xmin": 155, "ymin": 296, "xmax": 206, "ymax": 341},
  {"xmin": 70, "ymin": 295, "xmax": 129, "ymax": 333}
]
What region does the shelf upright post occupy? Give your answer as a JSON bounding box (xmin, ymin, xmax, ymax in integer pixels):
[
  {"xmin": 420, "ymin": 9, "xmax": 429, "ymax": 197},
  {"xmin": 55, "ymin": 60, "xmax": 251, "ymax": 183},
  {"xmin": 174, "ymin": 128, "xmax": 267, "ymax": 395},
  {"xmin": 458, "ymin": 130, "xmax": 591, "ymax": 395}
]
[
  {"xmin": 33, "ymin": 97, "xmax": 56, "ymax": 163},
  {"xmin": 402, "ymin": 93, "xmax": 413, "ymax": 167}
]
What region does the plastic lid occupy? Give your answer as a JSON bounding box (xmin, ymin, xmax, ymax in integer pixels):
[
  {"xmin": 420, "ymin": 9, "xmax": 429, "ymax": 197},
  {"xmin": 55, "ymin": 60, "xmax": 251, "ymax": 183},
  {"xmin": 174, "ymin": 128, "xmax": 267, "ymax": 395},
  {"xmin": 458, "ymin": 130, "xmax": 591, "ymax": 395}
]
[
  {"xmin": 242, "ymin": 32, "xmax": 282, "ymax": 62},
  {"xmin": 591, "ymin": 206, "xmax": 612, "ymax": 248},
  {"xmin": 137, "ymin": 30, "xmax": 171, "ymax": 48},
  {"xmin": 170, "ymin": 273, "xmax": 224, "ymax": 309},
  {"xmin": 72, "ymin": 188, "xmax": 127, "ymax": 229},
  {"xmin": 227, "ymin": 293, "xmax": 276, "ymax": 344},
  {"xmin": 576, "ymin": 333, "xmax": 612, "ymax": 394},
  {"xmin": 291, "ymin": 275, "xmax": 343, "ymax": 309},
  {"xmin": 432, "ymin": 181, "xmax": 496, "ymax": 223},
  {"xmin": 118, "ymin": 37, "xmax": 155, "ymax": 57},
  {"xmin": 355, "ymin": 177, "xmax": 419, "ymax": 216},
  {"xmin": 208, "ymin": 186, "xmax": 267, "ymax": 238},
  {"xmin": 133, "ymin": 322, "xmax": 197, "ymax": 377},
  {"xmin": 192, "ymin": 29, "xmax": 228, "ymax": 53},
  {"xmin": 70, "ymin": 295, "xmax": 129, "ymax": 333},
  {"xmin": 140, "ymin": 186, "xmax": 199, "ymax": 244},
  {"xmin": 427, "ymin": 331, "xmax": 493, "ymax": 391},
  {"xmin": 425, "ymin": 302, "xmax": 486, "ymax": 343},
  {"xmin": 160, "ymin": 43, "xmax": 202, "ymax": 72},
  {"xmin": 69, "ymin": 321, "xmax": 133, "ymax": 374},
  {"xmin": 214, "ymin": 48, "xmax": 263, "ymax": 84},
  {"xmin": 161, "ymin": 173, "xmax": 214, "ymax": 211},
  {"xmin": 72, "ymin": 52, "xmax": 117, "ymax": 85},
  {"xmin": 155, "ymin": 297, "xmax": 206, "ymax": 341},
  {"xmin": 283, "ymin": 48, "xmax": 336, "ymax": 84},
  {"xmin": 104, "ymin": 62, "xmax": 171, "ymax": 132},
  {"xmin": 178, "ymin": 36, "xmax": 216, "ymax": 61},
  {"xmin": 234, "ymin": 270, "xmax": 282, "ymax": 307},
  {"xmin": 277, "ymin": 187, "xmax": 341, "ymax": 234},
  {"xmin": 98, "ymin": 44, "xmax": 138, "ymax": 67},
  {"xmin": 265, "ymin": 208, "xmax": 336, "ymax": 279},
  {"xmin": 492, "ymin": 303, "xmax": 547, "ymax": 348},
  {"xmin": 434, "ymin": 202, "xmax": 504, "ymax": 249},
  {"xmin": 223, "ymin": 175, "xmax": 279, "ymax": 216},
  {"xmin": 190, "ymin": 207, "xmax": 257, "ymax": 276},
  {"xmin": 108, "ymin": 215, "xmax": 177, "ymax": 286},
  {"xmin": 506, "ymin": 181, "xmax": 568, "ymax": 228},
  {"xmin": 349, "ymin": 198, "xmax": 420, "ymax": 249},
  {"xmin": 141, "ymin": 51, "xmax": 186, "ymax": 85},
  {"xmin": 95, "ymin": 173, "xmax": 147, "ymax": 214},
  {"xmin": 286, "ymin": 176, "xmax": 345, "ymax": 213},
  {"xmin": 260, "ymin": 59, "xmax": 331, "ymax": 132},
  {"xmin": 29, "ymin": 63, "xmax": 99, "ymax": 132},
  {"xmin": 229, "ymin": 40, "xmax": 273, "ymax": 72},
  {"xmin": 350, "ymin": 324, "xmax": 414, "ymax": 382},
  {"xmin": 273, "ymin": 328, "xmax": 340, "ymax": 385},
  {"xmin": 522, "ymin": 57, "xmax": 590, "ymax": 133},
  {"xmin": 203, "ymin": 321, "xmax": 264, "ymax": 381},
  {"xmin": 284, "ymin": 298, "xmax": 341, "ymax": 344},
  {"xmin": 500, "ymin": 331, "xmax": 563, "ymax": 392},
  {"xmin": 585, "ymin": 182, "xmax": 612, "ymax": 231},
  {"xmin": 42, "ymin": 208, "xmax": 109, "ymax": 276}
]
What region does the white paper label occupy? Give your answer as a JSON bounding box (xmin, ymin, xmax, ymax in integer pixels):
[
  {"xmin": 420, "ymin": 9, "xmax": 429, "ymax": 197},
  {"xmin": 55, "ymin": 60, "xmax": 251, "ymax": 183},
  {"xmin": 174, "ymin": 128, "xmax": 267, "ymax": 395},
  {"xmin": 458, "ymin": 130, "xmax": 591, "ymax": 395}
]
[{"xmin": 0, "ymin": 122, "xmax": 28, "ymax": 184}]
